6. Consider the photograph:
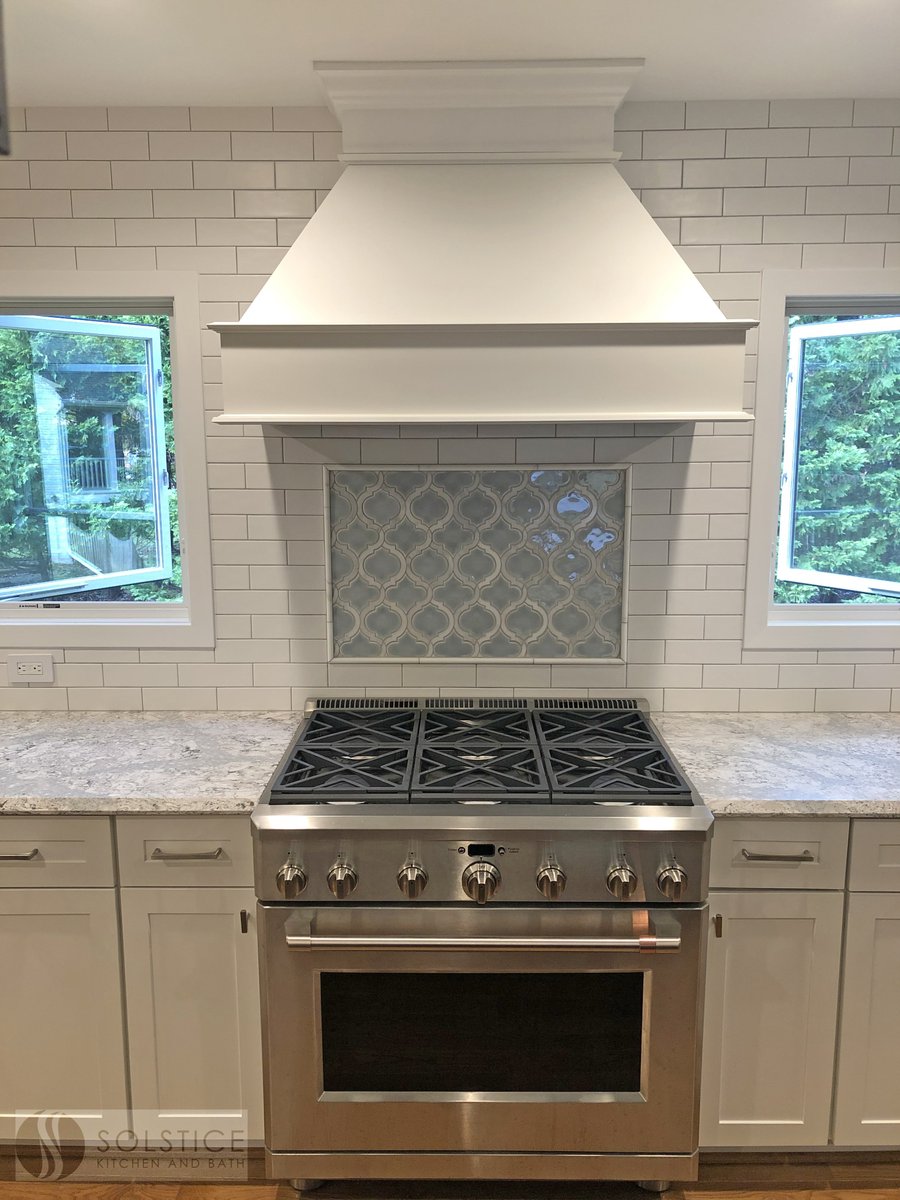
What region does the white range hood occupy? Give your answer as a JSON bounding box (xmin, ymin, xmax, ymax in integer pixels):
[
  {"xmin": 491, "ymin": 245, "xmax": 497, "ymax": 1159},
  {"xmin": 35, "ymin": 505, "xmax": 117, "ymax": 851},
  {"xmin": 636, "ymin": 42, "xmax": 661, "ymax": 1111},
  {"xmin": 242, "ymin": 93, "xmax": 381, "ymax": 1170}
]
[{"xmin": 211, "ymin": 60, "xmax": 755, "ymax": 426}]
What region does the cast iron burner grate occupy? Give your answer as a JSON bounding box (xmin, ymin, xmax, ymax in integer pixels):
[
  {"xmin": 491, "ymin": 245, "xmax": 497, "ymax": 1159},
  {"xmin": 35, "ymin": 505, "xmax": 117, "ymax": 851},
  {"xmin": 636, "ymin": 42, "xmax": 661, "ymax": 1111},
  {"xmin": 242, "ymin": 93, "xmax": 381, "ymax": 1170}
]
[
  {"xmin": 535, "ymin": 707, "xmax": 657, "ymax": 748},
  {"xmin": 270, "ymin": 744, "xmax": 413, "ymax": 803},
  {"xmin": 300, "ymin": 707, "xmax": 419, "ymax": 744},
  {"xmin": 420, "ymin": 707, "xmax": 536, "ymax": 746},
  {"xmin": 544, "ymin": 745, "xmax": 693, "ymax": 803},
  {"xmin": 412, "ymin": 743, "xmax": 548, "ymax": 802}
]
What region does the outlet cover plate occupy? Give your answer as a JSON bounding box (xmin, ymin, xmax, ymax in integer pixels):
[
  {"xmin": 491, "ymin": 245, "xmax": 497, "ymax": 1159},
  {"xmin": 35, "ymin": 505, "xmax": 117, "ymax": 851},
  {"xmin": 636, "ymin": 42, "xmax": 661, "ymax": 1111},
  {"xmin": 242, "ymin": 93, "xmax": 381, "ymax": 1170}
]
[{"xmin": 7, "ymin": 653, "xmax": 55, "ymax": 684}]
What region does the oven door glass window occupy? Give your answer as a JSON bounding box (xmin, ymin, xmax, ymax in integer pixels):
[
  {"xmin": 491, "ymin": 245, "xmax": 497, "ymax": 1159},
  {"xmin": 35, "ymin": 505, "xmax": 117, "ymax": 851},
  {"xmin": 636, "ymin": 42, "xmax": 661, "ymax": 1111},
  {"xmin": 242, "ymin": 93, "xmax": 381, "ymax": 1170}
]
[{"xmin": 320, "ymin": 971, "xmax": 643, "ymax": 1095}]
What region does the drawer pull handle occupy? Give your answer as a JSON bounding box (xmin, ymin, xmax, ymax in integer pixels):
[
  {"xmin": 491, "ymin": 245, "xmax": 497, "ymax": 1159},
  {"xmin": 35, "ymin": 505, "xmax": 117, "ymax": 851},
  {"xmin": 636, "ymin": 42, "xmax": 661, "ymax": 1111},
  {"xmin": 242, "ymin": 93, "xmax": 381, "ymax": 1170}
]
[
  {"xmin": 151, "ymin": 847, "xmax": 225, "ymax": 862},
  {"xmin": 0, "ymin": 848, "xmax": 39, "ymax": 861},
  {"xmin": 740, "ymin": 848, "xmax": 815, "ymax": 863}
]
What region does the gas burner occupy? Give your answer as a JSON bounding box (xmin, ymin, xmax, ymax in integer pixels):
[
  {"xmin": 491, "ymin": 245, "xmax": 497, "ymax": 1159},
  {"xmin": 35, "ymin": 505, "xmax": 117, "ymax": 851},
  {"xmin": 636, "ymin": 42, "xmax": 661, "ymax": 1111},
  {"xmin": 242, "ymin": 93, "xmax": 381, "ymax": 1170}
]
[
  {"xmin": 421, "ymin": 707, "xmax": 536, "ymax": 745},
  {"xmin": 544, "ymin": 746, "xmax": 692, "ymax": 803},
  {"xmin": 535, "ymin": 707, "xmax": 657, "ymax": 748},
  {"xmin": 301, "ymin": 707, "xmax": 419, "ymax": 744},
  {"xmin": 412, "ymin": 743, "xmax": 547, "ymax": 801},
  {"xmin": 270, "ymin": 744, "xmax": 413, "ymax": 802}
]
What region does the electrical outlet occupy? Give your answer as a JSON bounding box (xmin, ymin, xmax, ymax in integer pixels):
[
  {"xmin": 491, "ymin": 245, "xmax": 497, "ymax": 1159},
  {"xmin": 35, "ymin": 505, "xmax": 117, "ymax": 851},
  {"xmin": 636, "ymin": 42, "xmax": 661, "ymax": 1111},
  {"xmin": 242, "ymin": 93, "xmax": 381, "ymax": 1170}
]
[{"xmin": 7, "ymin": 654, "xmax": 55, "ymax": 684}]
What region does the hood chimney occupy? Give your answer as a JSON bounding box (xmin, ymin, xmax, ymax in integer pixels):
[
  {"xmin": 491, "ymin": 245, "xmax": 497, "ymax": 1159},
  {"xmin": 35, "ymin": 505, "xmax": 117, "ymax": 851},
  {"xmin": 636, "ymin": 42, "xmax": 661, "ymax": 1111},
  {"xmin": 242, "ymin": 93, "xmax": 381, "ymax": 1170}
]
[{"xmin": 211, "ymin": 59, "xmax": 754, "ymax": 426}]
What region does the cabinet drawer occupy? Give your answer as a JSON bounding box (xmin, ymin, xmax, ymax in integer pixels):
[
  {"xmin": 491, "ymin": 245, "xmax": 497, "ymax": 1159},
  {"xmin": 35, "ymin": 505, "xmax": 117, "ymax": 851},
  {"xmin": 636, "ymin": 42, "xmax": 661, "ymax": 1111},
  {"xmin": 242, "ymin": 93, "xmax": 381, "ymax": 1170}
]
[
  {"xmin": 0, "ymin": 815, "xmax": 114, "ymax": 888},
  {"xmin": 116, "ymin": 815, "xmax": 253, "ymax": 887},
  {"xmin": 848, "ymin": 820, "xmax": 900, "ymax": 892},
  {"xmin": 709, "ymin": 817, "xmax": 849, "ymax": 890}
]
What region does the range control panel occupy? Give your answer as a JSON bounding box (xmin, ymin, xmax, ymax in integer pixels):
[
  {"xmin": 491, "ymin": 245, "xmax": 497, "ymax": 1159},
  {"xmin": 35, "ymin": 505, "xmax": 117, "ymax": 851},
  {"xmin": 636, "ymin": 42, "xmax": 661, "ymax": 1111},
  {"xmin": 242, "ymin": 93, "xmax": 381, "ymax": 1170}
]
[{"xmin": 255, "ymin": 827, "xmax": 710, "ymax": 906}]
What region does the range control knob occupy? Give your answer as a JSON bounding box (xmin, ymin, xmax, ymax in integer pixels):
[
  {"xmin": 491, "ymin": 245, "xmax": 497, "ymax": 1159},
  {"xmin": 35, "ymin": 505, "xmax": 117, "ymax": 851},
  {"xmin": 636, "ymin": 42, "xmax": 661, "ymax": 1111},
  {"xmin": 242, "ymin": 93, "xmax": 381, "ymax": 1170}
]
[
  {"xmin": 607, "ymin": 864, "xmax": 638, "ymax": 900},
  {"xmin": 327, "ymin": 862, "xmax": 358, "ymax": 900},
  {"xmin": 462, "ymin": 861, "xmax": 501, "ymax": 905},
  {"xmin": 276, "ymin": 861, "xmax": 307, "ymax": 899},
  {"xmin": 536, "ymin": 865, "xmax": 567, "ymax": 901},
  {"xmin": 397, "ymin": 862, "xmax": 428, "ymax": 900},
  {"xmin": 657, "ymin": 864, "xmax": 688, "ymax": 901}
]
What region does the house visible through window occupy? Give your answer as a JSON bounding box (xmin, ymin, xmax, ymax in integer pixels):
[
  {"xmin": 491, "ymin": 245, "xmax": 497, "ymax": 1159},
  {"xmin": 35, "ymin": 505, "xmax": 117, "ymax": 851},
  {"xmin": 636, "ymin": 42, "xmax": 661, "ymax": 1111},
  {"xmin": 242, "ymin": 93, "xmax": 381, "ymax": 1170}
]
[
  {"xmin": 0, "ymin": 313, "xmax": 181, "ymax": 603},
  {"xmin": 775, "ymin": 310, "xmax": 900, "ymax": 606}
]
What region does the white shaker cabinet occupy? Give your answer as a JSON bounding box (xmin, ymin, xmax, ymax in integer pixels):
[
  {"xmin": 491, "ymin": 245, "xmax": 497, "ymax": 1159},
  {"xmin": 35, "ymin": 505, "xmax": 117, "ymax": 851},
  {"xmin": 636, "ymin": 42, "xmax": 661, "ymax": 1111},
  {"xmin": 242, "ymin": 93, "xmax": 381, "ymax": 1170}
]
[
  {"xmin": 116, "ymin": 814, "xmax": 264, "ymax": 1144},
  {"xmin": 832, "ymin": 819, "xmax": 900, "ymax": 1145},
  {"xmin": 0, "ymin": 816, "xmax": 127, "ymax": 1138},
  {"xmin": 700, "ymin": 888, "xmax": 844, "ymax": 1147},
  {"xmin": 699, "ymin": 816, "xmax": 849, "ymax": 1149}
]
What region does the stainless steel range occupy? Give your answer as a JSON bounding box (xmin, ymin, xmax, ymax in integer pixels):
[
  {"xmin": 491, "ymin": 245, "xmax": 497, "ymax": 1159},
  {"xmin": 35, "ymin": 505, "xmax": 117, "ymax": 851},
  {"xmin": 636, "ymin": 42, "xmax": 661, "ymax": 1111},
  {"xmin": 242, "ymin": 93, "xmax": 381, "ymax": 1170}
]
[{"xmin": 252, "ymin": 697, "xmax": 712, "ymax": 1194}]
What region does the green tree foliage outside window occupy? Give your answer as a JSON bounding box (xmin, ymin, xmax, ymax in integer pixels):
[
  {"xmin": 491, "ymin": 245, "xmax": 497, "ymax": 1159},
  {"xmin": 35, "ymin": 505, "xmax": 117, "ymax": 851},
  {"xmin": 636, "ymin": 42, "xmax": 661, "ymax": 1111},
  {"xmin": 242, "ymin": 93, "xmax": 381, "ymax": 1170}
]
[
  {"xmin": 774, "ymin": 312, "xmax": 900, "ymax": 606},
  {"xmin": 0, "ymin": 313, "xmax": 180, "ymax": 603}
]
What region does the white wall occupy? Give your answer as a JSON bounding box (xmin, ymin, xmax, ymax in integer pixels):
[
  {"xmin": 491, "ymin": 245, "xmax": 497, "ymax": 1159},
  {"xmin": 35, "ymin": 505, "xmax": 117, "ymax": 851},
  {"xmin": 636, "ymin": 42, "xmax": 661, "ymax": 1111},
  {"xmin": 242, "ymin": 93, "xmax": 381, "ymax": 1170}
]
[{"xmin": 2, "ymin": 99, "xmax": 899, "ymax": 714}]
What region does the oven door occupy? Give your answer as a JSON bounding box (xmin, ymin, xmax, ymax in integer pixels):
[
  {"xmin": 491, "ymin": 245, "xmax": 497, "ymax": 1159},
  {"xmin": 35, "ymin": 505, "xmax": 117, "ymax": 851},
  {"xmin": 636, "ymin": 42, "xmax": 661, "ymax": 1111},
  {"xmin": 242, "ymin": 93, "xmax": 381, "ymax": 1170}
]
[{"xmin": 259, "ymin": 903, "xmax": 705, "ymax": 1155}]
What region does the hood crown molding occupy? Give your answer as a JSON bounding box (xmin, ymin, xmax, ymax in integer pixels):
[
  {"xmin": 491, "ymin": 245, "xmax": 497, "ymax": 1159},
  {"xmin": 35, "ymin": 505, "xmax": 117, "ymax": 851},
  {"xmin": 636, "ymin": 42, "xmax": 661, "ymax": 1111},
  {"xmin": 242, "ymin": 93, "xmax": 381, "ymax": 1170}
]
[
  {"xmin": 212, "ymin": 59, "xmax": 755, "ymax": 427},
  {"xmin": 315, "ymin": 58, "xmax": 644, "ymax": 164}
]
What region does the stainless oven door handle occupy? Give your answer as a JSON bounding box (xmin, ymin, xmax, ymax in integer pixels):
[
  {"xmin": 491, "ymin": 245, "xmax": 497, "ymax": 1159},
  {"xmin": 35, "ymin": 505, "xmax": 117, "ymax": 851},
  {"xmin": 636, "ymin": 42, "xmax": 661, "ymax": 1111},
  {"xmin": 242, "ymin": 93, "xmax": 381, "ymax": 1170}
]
[{"xmin": 285, "ymin": 933, "xmax": 681, "ymax": 952}]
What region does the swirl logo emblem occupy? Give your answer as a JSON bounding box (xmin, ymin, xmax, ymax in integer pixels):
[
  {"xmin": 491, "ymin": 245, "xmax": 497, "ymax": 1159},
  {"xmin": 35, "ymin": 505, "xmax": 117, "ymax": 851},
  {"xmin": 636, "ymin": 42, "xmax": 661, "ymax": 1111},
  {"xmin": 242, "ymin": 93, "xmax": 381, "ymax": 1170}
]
[{"xmin": 15, "ymin": 1111, "xmax": 85, "ymax": 1180}]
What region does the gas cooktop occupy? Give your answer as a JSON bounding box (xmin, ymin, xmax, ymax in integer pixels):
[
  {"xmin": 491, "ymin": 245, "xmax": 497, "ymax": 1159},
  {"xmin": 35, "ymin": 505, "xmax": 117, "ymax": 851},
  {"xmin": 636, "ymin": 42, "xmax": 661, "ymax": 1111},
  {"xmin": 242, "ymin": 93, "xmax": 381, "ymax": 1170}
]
[{"xmin": 267, "ymin": 697, "xmax": 694, "ymax": 806}]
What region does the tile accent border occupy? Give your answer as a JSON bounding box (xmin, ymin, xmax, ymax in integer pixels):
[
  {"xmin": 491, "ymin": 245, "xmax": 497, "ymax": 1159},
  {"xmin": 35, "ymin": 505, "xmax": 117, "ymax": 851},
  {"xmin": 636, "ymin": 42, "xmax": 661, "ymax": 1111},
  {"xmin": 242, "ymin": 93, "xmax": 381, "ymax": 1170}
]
[{"xmin": 326, "ymin": 466, "xmax": 629, "ymax": 662}]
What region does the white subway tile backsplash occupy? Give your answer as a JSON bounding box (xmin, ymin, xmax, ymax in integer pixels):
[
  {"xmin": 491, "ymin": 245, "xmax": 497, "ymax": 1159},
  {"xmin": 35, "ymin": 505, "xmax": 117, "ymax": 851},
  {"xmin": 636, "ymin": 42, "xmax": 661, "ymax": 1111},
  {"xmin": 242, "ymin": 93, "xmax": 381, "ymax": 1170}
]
[
  {"xmin": 770, "ymin": 99, "xmax": 853, "ymax": 127},
  {"xmin": 681, "ymin": 215, "xmax": 762, "ymax": 244},
  {"xmin": 232, "ymin": 132, "xmax": 313, "ymax": 160},
  {"xmin": 72, "ymin": 189, "xmax": 152, "ymax": 216},
  {"xmin": 109, "ymin": 107, "xmax": 190, "ymax": 130},
  {"xmin": 801, "ymin": 242, "xmax": 886, "ymax": 267},
  {"xmin": 0, "ymin": 190, "xmax": 70, "ymax": 216},
  {"xmin": 5, "ymin": 101, "xmax": 897, "ymax": 714},
  {"xmin": 190, "ymin": 106, "xmax": 273, "ymax": 131},
  {"xmin": 814, "ymin": 689, "xmax": 891, "ymax": 712},
  {"xmin": 763, "ymin": 214, "xmax": 846, "ymax": 242},
  {"xmin": 644, "ymin": 130, "xmax": 725, "ymax": 159},
  {"xmin": 723, "ymin": 187, "xmax": 805, "ymax": 215},
  {"xmin": 27, "ymin": 106, "xmax": 108, "ymax": 131},
  {"xmin": 779, "ymin": 664, "xmax": 855, "ymax": 688},
  {"xmin": 685, "ymin": 101, "xmax": 769, "ymax": 129},
  {"xmin": 111, "ymin": 160, "xmax": 194, "ymax": 189},
  {"xmin": 275, "ymin": 106, "xmax": 340, "ymax": 132},
  {"xmin": 845, "ymin": 213, "xmax": 900, "ymax": 240},
  {"xmin": 850, "ymin": 156, "xmax": 900, "ymax": 183},
  {"xmin": 766, "ymin": 156, "xmax": 849, "ymax": 185},
  {"xmin": 617, "ymin": 160, "xmax": 683, "ymax": 189},
  {"xmin": 683, "ymin": 158, "xmax": 766, "ymax": 187},
  {"xmin": 727, "ymin": 128, "xmax": 809, "ymax": 157},
  {"xmin": 641, "ymin": 188, "xmax": 722, "ymax": 217},
  {"xmin": 809, "ymin": 126, "xmax": 893, "ymax": 156},
  {"xmin": 68, "ymin": 131, "xmax": 148, "ymax": 159},
  {"xmin": 34, "ymin": 217, "xmax": 113, "ymax": 245},
  {"xmin": 149, "ymin": 131, "xmax": 231, "ymax": 159},
  {"xmin": 740, "ymin": 689, "xmax": 815, "ymax": 711},
  {"xmin": 617, "ymin": 102, "xmax": 685, "ymax": 131}
]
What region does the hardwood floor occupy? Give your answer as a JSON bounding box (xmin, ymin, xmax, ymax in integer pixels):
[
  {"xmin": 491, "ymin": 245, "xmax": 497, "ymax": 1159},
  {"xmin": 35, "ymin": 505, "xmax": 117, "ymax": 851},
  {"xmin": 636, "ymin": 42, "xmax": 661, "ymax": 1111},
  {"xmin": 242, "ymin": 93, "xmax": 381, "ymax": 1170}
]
[{"xmin": 1, "ymin": 1171, "xmax": 900, "ymax": 1200}]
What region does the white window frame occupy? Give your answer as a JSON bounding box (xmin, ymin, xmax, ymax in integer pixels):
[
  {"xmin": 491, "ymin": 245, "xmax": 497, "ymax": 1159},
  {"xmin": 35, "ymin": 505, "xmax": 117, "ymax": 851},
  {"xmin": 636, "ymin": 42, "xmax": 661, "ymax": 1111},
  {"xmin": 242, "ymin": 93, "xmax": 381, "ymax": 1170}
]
[
  {"xmin": 0, "ymin": 271, "xmax": 214, "ymax": 648},
  {"xmin": 745, "ymin": 268, "xmax": 900, "ymax": 650}
]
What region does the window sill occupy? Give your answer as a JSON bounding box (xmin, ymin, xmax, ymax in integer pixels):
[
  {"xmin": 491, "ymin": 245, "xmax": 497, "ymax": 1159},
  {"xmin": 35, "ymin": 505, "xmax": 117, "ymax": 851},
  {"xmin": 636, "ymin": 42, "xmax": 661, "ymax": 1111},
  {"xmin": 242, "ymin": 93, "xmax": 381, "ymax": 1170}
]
[{"xmin": 744, "ymin": 605, "xmax": 900, "ymax": 651}]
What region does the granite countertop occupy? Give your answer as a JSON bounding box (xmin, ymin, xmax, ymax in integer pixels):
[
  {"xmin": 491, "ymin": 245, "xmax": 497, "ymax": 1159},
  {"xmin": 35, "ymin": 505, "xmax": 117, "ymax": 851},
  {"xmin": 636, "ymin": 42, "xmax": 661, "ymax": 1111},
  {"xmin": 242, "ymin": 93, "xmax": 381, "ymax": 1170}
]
[
  {"xmin": 0, "ymin": 710, "xmax": 299, "ymax": 815},
  {"xmin": 0, "ymin": 709, "xmax": 898, "ymax": 818},
  {"xmin": 655, "ymin": 712, "xmax": 900, "ymax": 816}
]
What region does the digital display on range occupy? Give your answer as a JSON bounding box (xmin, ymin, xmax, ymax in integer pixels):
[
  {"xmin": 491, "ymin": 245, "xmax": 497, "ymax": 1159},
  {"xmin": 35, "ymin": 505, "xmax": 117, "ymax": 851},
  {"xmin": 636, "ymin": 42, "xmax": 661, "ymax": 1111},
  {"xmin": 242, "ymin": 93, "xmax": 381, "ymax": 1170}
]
[{"xmin": 467, "ymin": 843, "xmax": 495, "ymax": 857}]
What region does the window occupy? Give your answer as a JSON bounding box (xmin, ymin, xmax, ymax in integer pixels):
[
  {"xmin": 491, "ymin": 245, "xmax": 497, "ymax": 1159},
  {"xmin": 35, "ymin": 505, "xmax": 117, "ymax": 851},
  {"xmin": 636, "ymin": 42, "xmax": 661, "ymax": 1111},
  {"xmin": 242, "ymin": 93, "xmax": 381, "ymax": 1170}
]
[
  {"xmin": 746, "ymin": 269, "xmax": 900, "ymax": 649},
  {"xmin": 0, "ymin": 272, "xmax": 213, "ymax": 648}
]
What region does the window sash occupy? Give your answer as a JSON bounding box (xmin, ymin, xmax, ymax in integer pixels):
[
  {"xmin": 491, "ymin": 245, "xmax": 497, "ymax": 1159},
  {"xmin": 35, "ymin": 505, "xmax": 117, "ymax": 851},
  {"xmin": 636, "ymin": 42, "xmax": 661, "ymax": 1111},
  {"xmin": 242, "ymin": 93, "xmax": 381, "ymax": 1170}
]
[
  {"xmin": 0, "ymin": 314, "xmax": 172, "ymax": 602},
  {"xmin": 776, "ymin": 315, "xmax": 900, "ymax": 601}
]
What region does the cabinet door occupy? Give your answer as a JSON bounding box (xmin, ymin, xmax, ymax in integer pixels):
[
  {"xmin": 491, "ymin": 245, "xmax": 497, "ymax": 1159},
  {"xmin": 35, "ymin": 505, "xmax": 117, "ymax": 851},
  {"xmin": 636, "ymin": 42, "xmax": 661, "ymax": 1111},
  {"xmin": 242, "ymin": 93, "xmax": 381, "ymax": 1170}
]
[
  {"xmin": 700, "ymin": 889, "xmax": 843, "ymax": 1148},
  {"xmin": 0, "ymin": 888, "xmax": 127, "ymax": 1139},
  {"xmin": 833, "ymin": 892, "xmax": 900, "ymax": 1145},
  {"xmin": 120, "ymin": 887, "xmax": 263, "ymax": 1142}
]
